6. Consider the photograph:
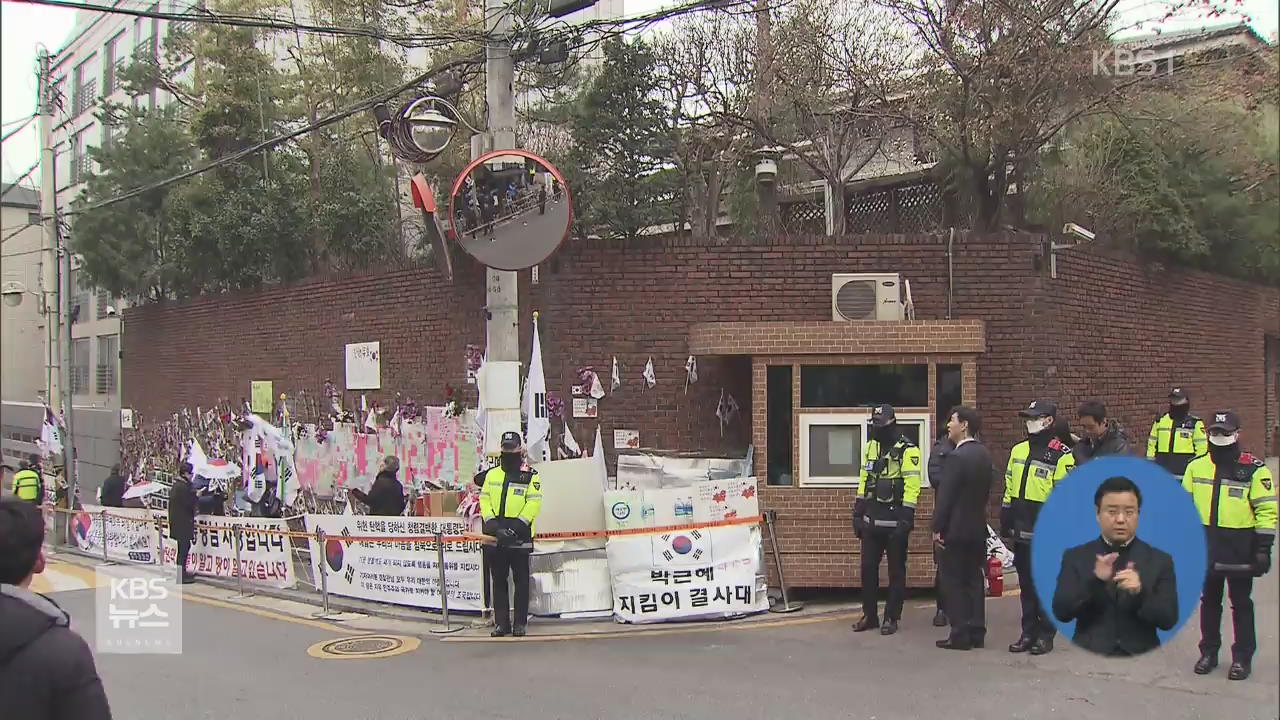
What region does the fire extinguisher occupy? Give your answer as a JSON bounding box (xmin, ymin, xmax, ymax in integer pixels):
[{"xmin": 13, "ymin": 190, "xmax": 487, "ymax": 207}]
[{"xmin": 986, "ymin": 553, "xmax": 1004, "ymax": 597}]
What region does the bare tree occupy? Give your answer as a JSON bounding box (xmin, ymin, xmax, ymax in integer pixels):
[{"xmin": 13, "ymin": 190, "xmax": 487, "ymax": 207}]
[{"xmin": 707, "ymin": 0, "xmax": 913, "ymax": 236}]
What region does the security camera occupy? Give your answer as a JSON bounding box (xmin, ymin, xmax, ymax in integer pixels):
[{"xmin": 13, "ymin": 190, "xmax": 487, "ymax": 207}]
[
  {"xmin": 1062, "ymin": 223, "xmax": 1095, "ymax": 243},
  {"xmin": 754, "ymin": 158, "xmax": 777, "ymax": 184},
  {"xmin": 105, "ymin": 305, "xmax": 118, "ymax": 317}
]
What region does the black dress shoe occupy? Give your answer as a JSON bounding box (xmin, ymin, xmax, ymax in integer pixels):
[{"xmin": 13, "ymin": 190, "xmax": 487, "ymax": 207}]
[
  {"xmin": 1227, "ymin": 662, "xmax": 1250, "ymax": 681},
  {"xmin": 513, "ymin": 626, "xmax": 527, "ymax": 638},
  {"xmin": 933, "ymin": 609, "xmax": 948, "ymax": 627},
  {"xmin": 181, "ymin": 574, "xmax": 197, "ymax": 585},
  {"xmin": 1193, "ymin": 655, "xmax": 1218, "ymax": 675},
  {"xmin": 970, "ymin": 635, "xmax": 985, "ymax": 649},
  {"xmin": 852, "ymin": 616, "xmax": 880, "ymax": 632},
  {"xmin": 491, "ymin": 627, "xmax": 510, "ymax": 638},
  {"xmin": 880, "ymin": 619, "xmax": 899, "ymax": 636},
  {"xmin": 1008, "ymin": 636, "xmax": 1035, "ymax": 653},
  {"xmin": 1029, "ymin": 637, "xmax": 1054, "ymax": 656},
  {"xmin": 936, "ymin": 638, "xmax": 973, "ymax": 650}
]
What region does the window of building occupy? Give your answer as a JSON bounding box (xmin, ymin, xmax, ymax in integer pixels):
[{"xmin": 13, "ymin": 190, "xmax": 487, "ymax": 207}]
[
  {"xmin": 70, "ymin": 130, "xmax": 87, "ymax": 185},
  {"xmin": 798, "ymin": 411, "xmax": 934, "ymax": 487},
  {"xmin": 72, "ymin": 57, "xmax": 97, "ymax": 116},
  {"xmin": 766, "ymin": 366, "xmax": 793, "ymax": 486},
  {"xmin": 28, "ymin": 211, "xmax": 41, "ymax": 226},
  {"xmin": 935, "ymin": 364, "xmax": 963, "ymax": 441},
  {"xmin": 799, "ymin": 364, "xmax": 928, "ymax": 409},
  {"xmin": 97, "ymin": 334, "xmax": 119, "ymax": 394},
  {"xmin": 105, "ymin": 31, "xmax": 126, "ymax": 95},
  {"xmin": 96, "ymin": 289, "xmax": 112, "ymax": 318},
  {"xmin": 72, "ymin": 273, "xmax": 90, "ymax": 324},
  {"xmin": 71, "ymin": 338, "xmax": 90, "ymax": 394}
]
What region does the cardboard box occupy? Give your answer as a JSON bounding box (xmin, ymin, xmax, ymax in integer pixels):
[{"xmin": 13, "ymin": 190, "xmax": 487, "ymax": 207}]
[{"xmin": 413, "ymin": 490, "xmax": 462, "ymax": 517}]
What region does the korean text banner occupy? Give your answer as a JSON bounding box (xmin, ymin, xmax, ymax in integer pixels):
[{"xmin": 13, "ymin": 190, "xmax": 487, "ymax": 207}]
[
  {"xmin": 162, "ymin": 516, "xmax": 297, "ymax": 588},
  {"xmin": 304, "ymin": 514, "xmax": 484, "ymax": 612},
  {"xmin": 73, "ymin": 505, "xmax": 159, "ymax": 564},
  {"xmin": 606, "ymin": 523, "xmax": 769, "ymax": 624}
]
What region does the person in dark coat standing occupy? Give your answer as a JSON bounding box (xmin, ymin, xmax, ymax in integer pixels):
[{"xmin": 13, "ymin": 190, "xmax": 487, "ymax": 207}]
[
  {"xmin": 168, "ymin": 465, "xmax": 198, "ymax": 584},
  {"xmin": 0, "ymin": 499, "xmax": 113, "ymax": 720},
  {"xmin": 928, "ymin": 432, "xmax": 956, "ymax": 627},
  {"xmin": 1052, "ymin": 476, "xmax": 1178, "ymax": 657},
  {"xmin": 99, "ymin": 466, "xmax": 125, "ymax": 508},
  {"xmin": 349, "ymin": 456, "xmax": 406, "ymax": 516},
  {"xmin": 933, "ymin": 406, "xmax": 994, "ymax": 651},
  {"xmin": 1075, "ymin": 400, "xmax": 1133, "ymax": 465}
]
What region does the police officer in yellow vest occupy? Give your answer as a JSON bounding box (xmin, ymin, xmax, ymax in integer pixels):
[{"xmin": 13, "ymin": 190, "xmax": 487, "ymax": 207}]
[
  {"xmin": 852, "ymin": 405, "xmax": 922, "ymax": 636},
  {"xmin": 1002, "ymin": 399, "xmax": 1076, "ymax": 655},
  {"xmin": 1183, "ymin": 410, "xmax": 1276, "ymax": 681},
  {"xmin": 11, "ymin": 459, "xmax": 43, "ymax": 504},
  {"xmin": 1147, "ymin": 387, "xmax": 1208, "ymax": 477},
  {"xmin": 480, "ymin": 431, "xmax": 543, "ymax": 638}
]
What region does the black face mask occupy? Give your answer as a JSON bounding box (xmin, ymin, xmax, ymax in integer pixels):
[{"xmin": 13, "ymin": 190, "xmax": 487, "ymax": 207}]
[
  {"xmin": 1169, "ymin": 404, "xmax": 1190, "ymax": 421},
  {"xmin": 1208, "ymin": 441, "xmax": 1240, "ymax": 464},
  {"xmin": 874, "ymin": 425, "xmax": 897, "ymax": 444},
  {"xmin": 500, "ymin": 452, "xmax": 523, "ymax": 473}
]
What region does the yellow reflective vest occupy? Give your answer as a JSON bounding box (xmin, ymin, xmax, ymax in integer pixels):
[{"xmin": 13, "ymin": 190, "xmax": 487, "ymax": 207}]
[
  {"xmin": 479, "ymin": 466, "xmax": 543, "ymax": 538},
  {"xmin": 1183, "ymin": 452, "xmax": 1277, "ymax": 568},
  {"xmin": 12, "ymin": 469, "xmax": 42, "ymax": 502},
  {"xmin": 856, "ymin": 437, "xmax": 922, "ymax": 527},
  {"xmin": 1002, "ymin": 438, "xmax": 1075, "ymax": 541},
  {"xmin": 1147, "ymin": 413, "xmax": 1208, "ymax": 476}
]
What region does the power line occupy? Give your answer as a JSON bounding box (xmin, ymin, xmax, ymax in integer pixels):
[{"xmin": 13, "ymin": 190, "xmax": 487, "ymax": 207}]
[
  {"xmin": 65, "ymin": 53, "xmax": 484, "ymax": 216},
  {"xmin": 1, "ymin": 116, "xmax": 36, "ymax": 143},
  {"xmin": 2, "ymin": 223, "xmax": 40, "ymax": 245},
  {"xmin": 2, "ymin": 113, "xmax": 36, "ymax": 129},
  {"xmin": 1, "ymin": 163, "xmax": 41, "ymax": 198},
  {"xmin": 11, "ymin": 0, "xmax": 486, "ymax": 49}
]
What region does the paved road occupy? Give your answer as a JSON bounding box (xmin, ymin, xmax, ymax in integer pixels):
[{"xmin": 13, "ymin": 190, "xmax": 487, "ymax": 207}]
[
  {"xmin": 456, "ymin": 198, "xmax": 570, "ymax": 269},
  {"xmin": 41, "ymin": 558, "xmax": 1278, "ymax": 720}
]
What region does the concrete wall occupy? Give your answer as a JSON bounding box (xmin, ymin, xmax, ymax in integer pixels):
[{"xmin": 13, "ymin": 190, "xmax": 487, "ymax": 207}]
[{"xmin": 1, "ymin": 190, "xmax": 46, "ymax": 404}]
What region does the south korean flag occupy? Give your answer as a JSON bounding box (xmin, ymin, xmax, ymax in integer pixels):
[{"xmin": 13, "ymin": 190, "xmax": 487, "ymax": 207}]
[{"xmin": 652, "ymin": 529, "xmax": 712, "ymax": 567}]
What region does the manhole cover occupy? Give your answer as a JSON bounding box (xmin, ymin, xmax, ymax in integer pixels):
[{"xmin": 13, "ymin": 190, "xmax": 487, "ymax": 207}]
[{"xmin": 308, "ymin": 635, "xmax": 420, "ymax": 660}]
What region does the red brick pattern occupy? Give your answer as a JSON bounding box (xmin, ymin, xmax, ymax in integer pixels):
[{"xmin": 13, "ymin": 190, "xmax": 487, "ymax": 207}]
[
  {"xmin": 121, "ymin": 232, "xmax": 1280, "ymax": 589},
  {"xmin": 688, "ymin": 320, "xmax": 985, "ymax": 356}
]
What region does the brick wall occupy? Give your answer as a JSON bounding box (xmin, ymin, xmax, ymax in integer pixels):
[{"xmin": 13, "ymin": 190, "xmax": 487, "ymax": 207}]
[
  {"xmin": 1036, "ymin": 248, "xmax": 1280, "ymax": 456},
  {"xmin": 122, "ymin": 232, "xmax": 1280, "ymax": 589}
]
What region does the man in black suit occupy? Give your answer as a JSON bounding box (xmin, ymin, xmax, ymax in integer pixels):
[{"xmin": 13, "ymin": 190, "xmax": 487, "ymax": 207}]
[
  {"xmin": 933, "ymin": 406, "xmax": 993, "ymax": 651},
  {"xmin": 1052, "ymin": 476, "xmax": 1179, "ymax": 657}
]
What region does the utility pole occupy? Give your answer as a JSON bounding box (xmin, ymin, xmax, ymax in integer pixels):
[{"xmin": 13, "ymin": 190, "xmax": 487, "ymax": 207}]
[
  {"xmin": 479, "ymin": 0, "xmax": 521, "ymax": 453},
  {"xmin": 38, "ymin": 48, "xmax": 77, "ymax": 540},
  {"xmin": 37, "ymin": 50, "xmax": 60, "ymax": 414}
]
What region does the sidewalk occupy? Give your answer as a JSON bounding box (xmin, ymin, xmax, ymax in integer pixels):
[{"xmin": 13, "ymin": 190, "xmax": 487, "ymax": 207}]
[{"xmin": 47, "ymin": 545, "xmax": 1022, "ymax": 641}]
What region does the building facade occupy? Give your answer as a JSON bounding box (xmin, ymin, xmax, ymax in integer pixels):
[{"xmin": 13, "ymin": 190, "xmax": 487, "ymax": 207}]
[{"xmin": 119, "ymin": 231, "xmax": 1280, "ymax": 587}]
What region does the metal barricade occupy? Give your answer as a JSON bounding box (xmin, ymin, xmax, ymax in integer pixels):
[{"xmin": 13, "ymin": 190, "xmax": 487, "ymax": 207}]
[
  {"xmin": 764, "ymin": 510, "xmax": 803, "ymax": 613},
  {"xmin": 430, "ymin": 531, "xmax": 464, "ymax": 635},
  {"xmin": 231, "ymin": 524, "xmax": 253, "ymax": 599},
  {"xmin": 310, "ymin": 527, "xmax": 342, "ymax": 620}
]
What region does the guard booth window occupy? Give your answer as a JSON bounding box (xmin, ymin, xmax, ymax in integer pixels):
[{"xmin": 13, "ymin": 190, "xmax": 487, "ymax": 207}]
[
  {"xmin": 800, "ymin": 365, "xmax": 928, "ymax": 408},
  {"xmin": 766, "ymin": 366, "xmax": 793, "ymax": 486}
]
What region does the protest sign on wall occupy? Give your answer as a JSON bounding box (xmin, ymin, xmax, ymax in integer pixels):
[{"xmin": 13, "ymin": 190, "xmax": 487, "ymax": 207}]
[
  {"xmin": 606, "ymin": 523, "xmax": 768, "ymax": 624},
  {"xmin": 304, "ymin": 514, "xmax": 484, "ymax": 612},
  {"xmin": 73, "ymin": 505, "xmax": 159, "ymax": 564},
  {"xmin": 161, "ymin": 516, "xmax": 297, "ymax": 588}
]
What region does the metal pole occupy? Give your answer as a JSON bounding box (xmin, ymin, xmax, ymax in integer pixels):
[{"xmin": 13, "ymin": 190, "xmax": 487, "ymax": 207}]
[
  {"xmin": 58, "ymin": 192, "xmax": 78, "ymax": 536},
  {"xmin": 232, "ymin": 524, "xmax": 250, "ymax": 599},
  {"xmin": 430, "ymin": 531, "xmax": 465, "ymax": 635},
  {"xmin": 764, "ymin": 511, "xmax": 803, "ymax": 613},
  {"xmin": 99, "ymin": 510, "xmax": 110, "ymax": 564},
  {"xmin": 310, "ymin": 527, "xmax": 339, "ymax": 619}
]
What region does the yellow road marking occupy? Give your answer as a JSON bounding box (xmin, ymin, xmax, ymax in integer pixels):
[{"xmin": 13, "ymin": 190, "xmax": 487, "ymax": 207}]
[
  {"xmin": 442, "ymin": 610, "xmax": 864, "ymax": 643},
  {"xmin": 30, "ymin": 560, "xmax": 109, "ymax": 594},
  {"xmin": 183, "ymin": 593, "xmax": 350, "ymax": 635}
]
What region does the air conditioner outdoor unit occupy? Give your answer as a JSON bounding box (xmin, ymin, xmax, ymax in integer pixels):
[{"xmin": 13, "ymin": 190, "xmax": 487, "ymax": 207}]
[{"xmin": 831, "ymin": 273, "xmax": 904, "ymax": 321}]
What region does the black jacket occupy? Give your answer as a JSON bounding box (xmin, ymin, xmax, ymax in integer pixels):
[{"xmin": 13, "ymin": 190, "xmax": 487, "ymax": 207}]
[
  {"xmin": 1073, "ymin": 421, "xmax": 1133, "ymax": 464},
  {"xmin": 350, "ymin": 470, "xmax": 405, "ymax": 516},
  {"xmin": 0, "ymin": 584, "xmax": 113, "ymax": 720},
  {"xmin": 168, "ymin": 478, "xmax": 197, "ymax": 541},
  {"xmin": 928, "ymin": 436, "xmax": 956, "ymax": 492},
  {"xmin": 932, "ymin": 439, "xmax": 993, "ymax": 544},
  {"xmin": 1052, "ymin": 536, "xmax": 1178, "ymax": 657},
  {"xmin": 99, "ymin": 473, "xmax": 125, "ymax": 508}
]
